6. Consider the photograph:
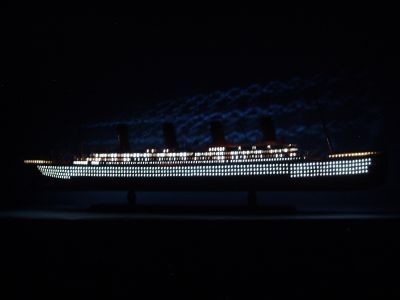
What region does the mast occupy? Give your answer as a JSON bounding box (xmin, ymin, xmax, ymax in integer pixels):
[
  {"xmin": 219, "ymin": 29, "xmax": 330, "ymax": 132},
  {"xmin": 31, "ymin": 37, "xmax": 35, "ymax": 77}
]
[
  {"xmin": 315, "ymin": 100, "xmax": 334, "ymax": 154},
  {"xmin": 116, "ymin": 124, "xmax": 131, "ymax": 153}
]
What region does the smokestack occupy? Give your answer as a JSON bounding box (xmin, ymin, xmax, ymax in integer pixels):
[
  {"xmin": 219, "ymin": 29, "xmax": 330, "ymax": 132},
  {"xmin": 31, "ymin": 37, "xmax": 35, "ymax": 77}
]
[
  {"xmin": 163, "ymin": 122, "xmax": 178, "ymax": 150},
  {"xmin": 115, "ymin": 124, "xmax": 131, "ymax": 152},
  {"xmin": 210, "ymin": 121, "xmax": 226, "ymax": 146},
  {"xmin": 260, "ymin": 117, "xmax": 277, "ymax": 142}
]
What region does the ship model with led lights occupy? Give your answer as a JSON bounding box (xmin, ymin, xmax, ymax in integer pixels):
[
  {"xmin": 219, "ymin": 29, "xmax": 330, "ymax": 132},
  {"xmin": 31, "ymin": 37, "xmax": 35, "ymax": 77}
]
[{"xmin": 24, "ymin": 118, "xmax": 385, "ymax": 194}]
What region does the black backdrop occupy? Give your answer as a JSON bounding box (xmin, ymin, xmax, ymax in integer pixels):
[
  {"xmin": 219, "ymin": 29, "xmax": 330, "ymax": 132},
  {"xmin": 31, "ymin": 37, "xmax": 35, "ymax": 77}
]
[{"xmin": 2, "ymin": 13, "xmax": 400, "ymax": 298}]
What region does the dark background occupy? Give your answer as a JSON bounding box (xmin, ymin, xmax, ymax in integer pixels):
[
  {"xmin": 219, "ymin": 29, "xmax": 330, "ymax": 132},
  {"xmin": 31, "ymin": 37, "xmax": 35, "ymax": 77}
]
[
  {"xmin": 2, "ymin": 13, "xmax": 400, "ymax": 298},
  {"xmin": 4, "ymin": 14, "xmax": 397, "ymax": 156}
]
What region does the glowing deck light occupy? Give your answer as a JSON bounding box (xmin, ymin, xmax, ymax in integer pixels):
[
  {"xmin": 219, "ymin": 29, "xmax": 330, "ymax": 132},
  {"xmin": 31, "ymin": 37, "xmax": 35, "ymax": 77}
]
[
  {"xmin": 328, "ymin": 152, "xmax": 378, "ymax": 158},
  {"xmin": 24, "ymin": 160, "xmax": 52, "ymax": 164}
]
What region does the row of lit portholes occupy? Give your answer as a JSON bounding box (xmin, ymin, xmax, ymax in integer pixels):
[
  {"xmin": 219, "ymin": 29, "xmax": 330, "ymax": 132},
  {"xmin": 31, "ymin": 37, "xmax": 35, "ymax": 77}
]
[
  {"xmin": 290, "ymin": 159, "xmax": 371, "ymax": 178},
  {"xmin": 38, "ymin": 164, "xmax": 290, "ymax": 179},
  {"xmin": 38, "ymin": 158, "xmax": 374, "ymax": 180}
]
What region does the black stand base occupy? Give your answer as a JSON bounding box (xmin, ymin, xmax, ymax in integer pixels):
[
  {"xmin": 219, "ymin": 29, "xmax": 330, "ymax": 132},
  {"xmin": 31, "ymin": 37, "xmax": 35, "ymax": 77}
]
[
  {"xmin": 127, "ymin": 190, "xmax": 137, "ymax": 206},
  {"xmin": 248, "ymin": 191, "xmax": 257, "ymax": 208}
]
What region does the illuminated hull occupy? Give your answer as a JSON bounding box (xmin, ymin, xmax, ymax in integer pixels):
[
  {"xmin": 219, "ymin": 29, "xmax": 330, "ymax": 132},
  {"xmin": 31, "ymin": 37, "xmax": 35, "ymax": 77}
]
[{"xmin": 28, "ymin": 154, "xmax": 385, "ymax": 191}]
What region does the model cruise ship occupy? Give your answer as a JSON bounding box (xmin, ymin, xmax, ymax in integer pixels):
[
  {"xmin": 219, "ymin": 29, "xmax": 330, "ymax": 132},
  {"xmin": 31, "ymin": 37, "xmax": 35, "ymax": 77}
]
[{"xmin": 24, "ymin": 119, "xmax": 385, "ymax": 191}]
